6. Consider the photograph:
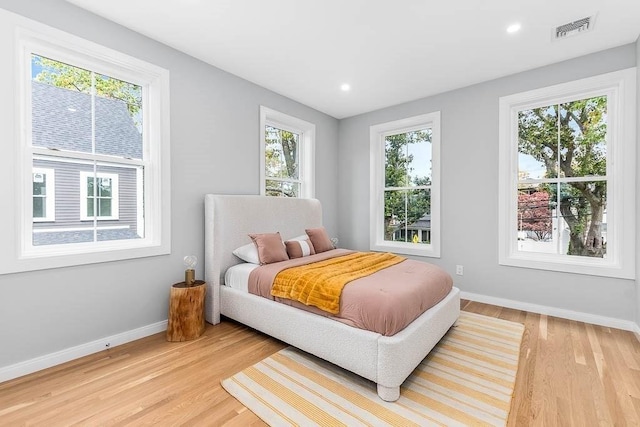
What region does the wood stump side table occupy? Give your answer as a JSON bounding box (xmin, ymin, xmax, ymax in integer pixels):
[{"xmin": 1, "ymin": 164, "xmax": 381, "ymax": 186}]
[{"xmin": 166, "ymin": 280, "xmax": 206, "ymax": 342}]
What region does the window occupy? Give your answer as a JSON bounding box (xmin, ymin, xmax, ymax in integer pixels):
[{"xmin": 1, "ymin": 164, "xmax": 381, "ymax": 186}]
[
  {"xmin": 0, "ymin": 21, "xmax": 170, "ymax": 274},
  {"xmin": 370, "ymin": 112, "xmax": 441, "ymax": 257},
  {"xmin": 499, "ymin": 69, "xmax": 636, "ymax": 278},
  {"xmin": 260, "ymin": 106, "xmax": 315, "ymax": 198},
  {"xmin": 80, "ymin": 172, "xmax": 119, "ymax": 220},
  {"xmin": 32, "ymin": 168, "xmax": 55, "ymax": 222}
]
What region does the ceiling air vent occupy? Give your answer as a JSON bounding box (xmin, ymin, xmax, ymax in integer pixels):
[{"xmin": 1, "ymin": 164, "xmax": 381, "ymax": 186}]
[{"xmin": 554, "ymin": 16, "xmax": 594, "ymax": 40}]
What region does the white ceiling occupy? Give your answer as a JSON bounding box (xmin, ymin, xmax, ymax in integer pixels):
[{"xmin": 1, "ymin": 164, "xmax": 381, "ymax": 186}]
[{"xmin": 65, "ymin": 0, "xmax": 640, "ymax": 119}]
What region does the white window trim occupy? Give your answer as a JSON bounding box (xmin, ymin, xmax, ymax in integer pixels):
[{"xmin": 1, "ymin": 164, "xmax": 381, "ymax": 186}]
[
  {"xmin": 32, "ymin": 167, "xmax": 55, "ymax": 222},
  {"xmin": 498, "ymin": 68, "xmax": 636, "ymax": 279},
  {"xmin": 369, "ymin": 112, "xmax": 441, "ymax": 258},
  {"xmin": 80, "ymin": 171, "xmax": 120, "ymax": 221},
  {"xmin": 259, "ymin": 106, "xmax": 315, "ymax": 198},
  {"xmin": 0, "ymin": 13, "xmax": 171, "ymax": 275}
]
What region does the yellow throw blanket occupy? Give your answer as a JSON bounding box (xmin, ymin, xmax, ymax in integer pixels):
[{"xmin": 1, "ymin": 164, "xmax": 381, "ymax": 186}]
[{"xmin": 271, "ymin": 252, "xmax": 405, "ymax": 314}]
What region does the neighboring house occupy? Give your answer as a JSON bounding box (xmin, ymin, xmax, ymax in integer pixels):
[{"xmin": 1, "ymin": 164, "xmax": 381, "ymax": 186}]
[
  {"xmin": 31, "ymin": 81, "xmax": 142, "ymax": 245},
  {"xmin": 391, "ymin": 213, "xmax": 431, "ymax": 244}
]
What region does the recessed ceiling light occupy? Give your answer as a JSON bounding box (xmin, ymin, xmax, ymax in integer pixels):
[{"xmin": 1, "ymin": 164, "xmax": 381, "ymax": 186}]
[
  {"xmin": 340, "ymin": 83, "xmax": 351, "ymax": 92},
  {"xmin": 507, "ymin": 23, "xmax": 521, "ymax": 34}
]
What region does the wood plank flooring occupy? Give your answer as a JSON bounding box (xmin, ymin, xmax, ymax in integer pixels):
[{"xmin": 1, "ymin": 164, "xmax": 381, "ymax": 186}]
[{"xmin": 0, "ymin": 300, "xmax": 638, "ymax": 426}]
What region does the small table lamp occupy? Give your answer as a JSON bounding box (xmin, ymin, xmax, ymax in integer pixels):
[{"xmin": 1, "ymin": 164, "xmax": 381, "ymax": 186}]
[{"xmin": 183, "ymin": 255, "xmax": 197, "ymax": 286}]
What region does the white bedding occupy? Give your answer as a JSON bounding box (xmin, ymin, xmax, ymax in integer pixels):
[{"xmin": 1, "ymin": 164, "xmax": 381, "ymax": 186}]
[{"xmin": 224, "ymin": 263, "xmax": 258, "ymax": 292}]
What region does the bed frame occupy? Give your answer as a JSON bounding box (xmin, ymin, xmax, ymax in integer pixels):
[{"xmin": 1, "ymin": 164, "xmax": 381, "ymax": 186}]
[{"xmin": 204, "ymin": 194, "xmax": 460, "ymax": 401}]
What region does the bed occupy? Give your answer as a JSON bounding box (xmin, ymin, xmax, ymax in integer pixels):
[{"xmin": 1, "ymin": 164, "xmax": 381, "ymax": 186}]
[{"xmin": 204, "ymin": 194, "xmax": 460, "ymax": 401}]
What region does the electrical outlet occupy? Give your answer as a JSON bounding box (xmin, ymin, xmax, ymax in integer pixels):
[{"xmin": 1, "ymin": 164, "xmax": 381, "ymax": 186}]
[{"xmin": 455, "ymin": 265, "xmax": 464, "ymax": 276}]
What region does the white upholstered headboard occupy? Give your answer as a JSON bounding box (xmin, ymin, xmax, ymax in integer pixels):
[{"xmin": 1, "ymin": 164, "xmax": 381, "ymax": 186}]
[{"xmin": 204, "ymin": 194, "xmax": 323, "ymax": 324}]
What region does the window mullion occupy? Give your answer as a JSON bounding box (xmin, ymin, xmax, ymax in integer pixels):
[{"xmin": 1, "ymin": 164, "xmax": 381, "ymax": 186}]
[
  {"xmin": 555, "ymin": 102, "xmax": 561, "ymax": 255},
  {"xmin": 90, "ymin": 70, "xmax": 98, "ymax": 241}
]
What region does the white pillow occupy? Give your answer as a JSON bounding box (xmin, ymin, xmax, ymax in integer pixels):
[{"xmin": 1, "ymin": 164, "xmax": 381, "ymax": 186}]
[
  {"xmin": 233, "ymin": 234, "xmax": 305, "ymax": 264},
  {"xmin": 232, "ymin": 242, "xmax": 260, "ymax": 264}
]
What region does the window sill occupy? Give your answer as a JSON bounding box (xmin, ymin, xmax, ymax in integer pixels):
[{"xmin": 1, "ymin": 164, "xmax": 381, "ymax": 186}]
[
  {"xmin": 499, "ymin": 253, "xmax": 634, "ymax": 280},
  {"xmin": 370, "ymin": 241, "xmax": 440, "ymax": 258}
]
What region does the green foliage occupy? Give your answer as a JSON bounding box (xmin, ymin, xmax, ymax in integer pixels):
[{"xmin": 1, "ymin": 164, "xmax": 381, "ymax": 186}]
[
  {"xmin": 384, "ymin": 130, "xmax": 432, "ymax": 242},
  {"xmin": 265, "ymin": 126, "xmax": 298, "ymax": 197},
  {"xmin": 518, "ymin": 96, "xmax": 607, "ymax": 257},
  {"xmin": 33, "ymin": 56, "xmax": 142, "ymax": 119}
]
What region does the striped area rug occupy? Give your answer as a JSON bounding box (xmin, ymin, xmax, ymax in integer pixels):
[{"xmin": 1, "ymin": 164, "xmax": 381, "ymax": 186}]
[{"xmin": 222, "ymin": 311, "xmax": 525, "ymax": 426}]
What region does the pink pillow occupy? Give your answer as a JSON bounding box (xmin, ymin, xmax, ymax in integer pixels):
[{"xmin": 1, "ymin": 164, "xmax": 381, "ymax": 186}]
[
  {"xmin": 285, "ymin": 238, "xmax": 316, "ymax": 259},
  {"xmin": 305, "ymin": 227, "xmax": 334, "ymax": 253},
  {"xmin": 249, "ymin": 232, "xmax": 289, "ymax": 265}
]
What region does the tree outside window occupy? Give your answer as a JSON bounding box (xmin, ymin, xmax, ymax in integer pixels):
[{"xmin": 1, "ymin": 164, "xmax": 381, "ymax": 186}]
[
  {"xmin": 384, "ymin": 129, "xmax": 432, "ymax": 245},
  {"xmin": 517, "ymin": 96, "xmax": 607, "ymax": 258},
  {"xmin": 260, "ymin": 106, "xmax": 315, "ymax": 199},
  {"xmin": 264, "ymin": 125, "xmax": 300, "ymax": 197},
  {"xmin": 370, "ymin": 111, "xmax": 441, "ymax": 258}
]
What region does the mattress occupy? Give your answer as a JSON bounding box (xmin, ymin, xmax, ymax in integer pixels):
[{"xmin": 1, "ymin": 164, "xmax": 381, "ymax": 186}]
[
  {"xmin": 224, "ymin": 262, "xmax": 259, "ymax": 292},
  {"xmin": 245, "ymin": 249, "xmax": 453, "ymax": 336}
]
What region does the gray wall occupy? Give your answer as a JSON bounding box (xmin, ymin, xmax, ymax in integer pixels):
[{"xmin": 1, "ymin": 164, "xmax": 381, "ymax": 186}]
[
  {"xmin": 338, "ymin": 44, "xmax": 638, "ymax": 322},
  {"xmin": 0, "ymin": 0, "xmax": 339, "ymax": 369}
]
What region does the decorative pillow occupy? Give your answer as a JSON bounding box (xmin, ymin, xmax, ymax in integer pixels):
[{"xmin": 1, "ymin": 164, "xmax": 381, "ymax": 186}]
[
  {"xmin": 249, "ymin": 232, "xmax": 289, "ymax": 265},
  {"xmin": 232, "ymin": 242, "xmax": 260, "ymax": 264},
  {"xmin": 305, "ymin": 227, "xmax": 335, "ymax": 253},
  {"xmin": 285, "ymin": 238, "xmax": 316, "ymax": 259}
]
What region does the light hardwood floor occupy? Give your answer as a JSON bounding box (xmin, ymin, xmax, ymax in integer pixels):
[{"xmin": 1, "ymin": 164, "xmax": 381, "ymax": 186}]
[{"xmin": 1, "ymin": 301, "xmax": 639, "ymax": 426}]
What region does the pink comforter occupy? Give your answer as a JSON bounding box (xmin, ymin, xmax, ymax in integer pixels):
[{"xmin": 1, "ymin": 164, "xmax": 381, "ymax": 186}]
[{"xmin": 248, "ymin": 249, "xmax": 453, "ymax": 336}]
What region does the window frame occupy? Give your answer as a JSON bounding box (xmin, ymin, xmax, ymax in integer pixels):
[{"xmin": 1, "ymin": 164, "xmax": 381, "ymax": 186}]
[
  {"xmin": 0, "ymin": 20, "xmax": 171, "ymax": 275},
  {"xmin": 80, "ymin": 171, "xmax": 120, "ymax": 221},
  {"xmin": 259, "ymin": 106, "xmax": 315, "ymax": 198},
  {"xmin": 369, "ymin": 112, "xmax": 441, "ymax": 258},
  {"xmin": 498, "ymin": 68, "xmax": 636, "ymax": 279},
  {"xmin": 32, "ymin": 167, "xmax": 55, "ymax": 222}
]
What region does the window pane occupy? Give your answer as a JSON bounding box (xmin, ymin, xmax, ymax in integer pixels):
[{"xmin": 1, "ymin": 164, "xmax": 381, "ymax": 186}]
[
  {"xmin": 32, "ymin": 55, "xmax": 144, "ymax": 160},
  {"xmin": 33, "ymin": 197, "xmax": 45, "ymax": 218},
  {"xmin": 87, "ymin": 198, "xmax": 95, "ymax": 217},
  {"xmin": 33, "ymin": 173, "xmax": 46, "ymax": 195},
  {"xmin": 95, "ymin": 75, "xmax": 143, "ymax": 160},
  {"xmin": 406, "ymin": 129, "xmax": 432, "ymax": 185},
  {"xmin": 384, "ymin": 189, "xmax": 431, "ymax": 243},
  {"xmin": 87, "ymin": 176, "xmax": 95, "ymax": 195},
  {"xmin": 385, "ymin": 129, "xmax": 432, "ymax": 188},
  {"xmin": 265, "ymin": 125, "xmax": 299, "ymax": 179},
  {"xmin": 518, "ymin": 106, "xmax": 558, "ymax": 179},
  {"xmin": 98, "ymin": 198, "xmax": 112, "ymax": 217},
  {"xmin": 32, "ymin": 55, "xmax": 92, "ymax": 153},
  {"xmin": 559, "ymin": 181, "xmax": 606, "ymax": 258},
  {"xmin": 32, "ymin": 158, "xmax": 135, "ymax": 243},
  {"xmin": 517, "ymin": 183, "xmax": 556, "ymax": 254},
  {"xmin": 98, "ymin": 178, "xmax": 112, "ymax": 197},
  {"xmin": 559, "ymin": 97, "xmax": 607, "ymax": 178},
  {"xmin": 516, "ymin": 181, "xmax": 606, "ymax": 258},
  {"xmin": 265, "ymin": 179, "xmax": 299, "ymax": 197}
]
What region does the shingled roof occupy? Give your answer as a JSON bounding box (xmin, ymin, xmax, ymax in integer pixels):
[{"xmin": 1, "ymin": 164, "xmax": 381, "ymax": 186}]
[{"xmin": 31, "ymin": 81, "xmax": 142, "ymax": 159}]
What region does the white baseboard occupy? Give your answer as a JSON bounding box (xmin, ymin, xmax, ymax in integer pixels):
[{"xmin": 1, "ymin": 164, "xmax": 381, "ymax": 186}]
[
  {"xmin": 460, "ymin": 291, "xmax": 640, "ymax": 333},
  {"xmin": 0, "ymin": 320, "xmax": 167, "ymax": 384}
]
